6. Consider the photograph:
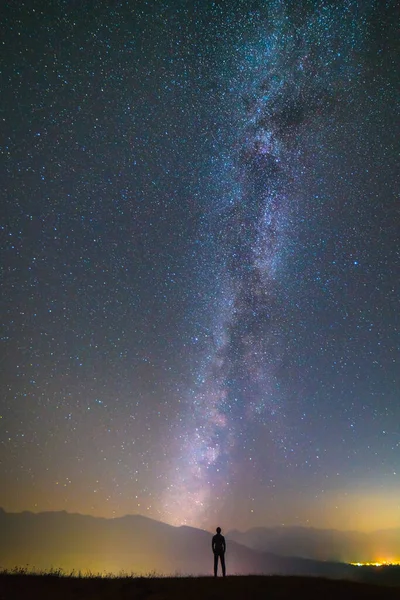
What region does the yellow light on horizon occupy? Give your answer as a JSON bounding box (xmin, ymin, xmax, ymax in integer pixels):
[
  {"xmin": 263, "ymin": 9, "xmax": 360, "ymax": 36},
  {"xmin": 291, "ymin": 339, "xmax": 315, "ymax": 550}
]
[{"xmin": 350, "ymin": 560, "xmax": 400, "ymax": 567}]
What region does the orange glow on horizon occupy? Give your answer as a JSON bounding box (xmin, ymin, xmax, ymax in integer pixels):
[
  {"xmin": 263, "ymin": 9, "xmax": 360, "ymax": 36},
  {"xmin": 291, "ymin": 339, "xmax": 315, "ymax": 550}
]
[{"xmin": 351, "ymin": 560, "xmax": 400, "ymax": 567}]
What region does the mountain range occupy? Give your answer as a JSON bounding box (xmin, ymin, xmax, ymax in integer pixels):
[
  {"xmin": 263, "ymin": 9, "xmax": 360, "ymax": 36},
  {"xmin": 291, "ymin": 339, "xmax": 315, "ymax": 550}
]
[
  {"xmin": 227, "ymin": 525, "xmax": 400, "ymax": 564},
  {"xmin": 1, "ymin": 508, "xmax": 399, "ymax": 582}
]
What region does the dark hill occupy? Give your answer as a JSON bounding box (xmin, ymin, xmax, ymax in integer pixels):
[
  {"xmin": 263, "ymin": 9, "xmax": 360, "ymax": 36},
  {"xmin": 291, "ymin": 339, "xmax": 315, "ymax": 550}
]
[{"xmin": 1, "ymin": 573, "xmax": 400, "ymax": 600}]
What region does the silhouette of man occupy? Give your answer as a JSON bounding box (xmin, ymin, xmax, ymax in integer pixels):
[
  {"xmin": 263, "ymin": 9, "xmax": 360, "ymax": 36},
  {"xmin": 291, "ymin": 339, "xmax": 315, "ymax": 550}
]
[{"xmin": 212, "ymin": 526, "xmax": 226, "ymax": 577}]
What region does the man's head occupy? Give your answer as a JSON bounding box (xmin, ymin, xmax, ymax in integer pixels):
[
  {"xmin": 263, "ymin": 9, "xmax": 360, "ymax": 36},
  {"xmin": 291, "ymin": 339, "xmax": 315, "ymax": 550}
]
[{"xmin": 216, "ymin": 527, "xmax": 221, "ymax": 534}]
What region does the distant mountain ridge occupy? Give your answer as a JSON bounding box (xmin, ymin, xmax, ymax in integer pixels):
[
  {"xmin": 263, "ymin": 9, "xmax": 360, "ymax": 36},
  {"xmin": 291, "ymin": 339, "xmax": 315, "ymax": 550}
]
[
  {"xmin": 1, "ymin": 508, "xmax": 399, "ymax": 582},
  {"xmin": 227, "ymin": 525, "xmax": 400, "ymax": 563},
  {"xmin": 0, "ymin": 508, "xmax": 359, "ymax": 579}
]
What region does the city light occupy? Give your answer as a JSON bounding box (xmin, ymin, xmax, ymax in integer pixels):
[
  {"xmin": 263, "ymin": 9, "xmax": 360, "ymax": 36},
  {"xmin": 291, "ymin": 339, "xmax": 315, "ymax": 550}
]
[{"xmin": 351, "ymin": 561, "xmax": 400, "ymax": 567}]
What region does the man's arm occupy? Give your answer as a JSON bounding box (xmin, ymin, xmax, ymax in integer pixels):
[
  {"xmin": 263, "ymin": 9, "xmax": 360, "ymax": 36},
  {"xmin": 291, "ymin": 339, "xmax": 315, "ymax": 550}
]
[{"xmin": 222, "ymin": 537, "xmax": 226, "ymax": 552}]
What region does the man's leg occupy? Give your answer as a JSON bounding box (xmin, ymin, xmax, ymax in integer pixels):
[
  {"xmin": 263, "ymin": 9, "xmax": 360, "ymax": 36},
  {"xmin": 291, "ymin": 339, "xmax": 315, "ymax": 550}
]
[
  {"xmin": 214, "ymin": 552, "xmax": 218, "ymax": 577},
  {"xmin": 220, "ymin": 552, "xmax": 226, "ymax": 577}
]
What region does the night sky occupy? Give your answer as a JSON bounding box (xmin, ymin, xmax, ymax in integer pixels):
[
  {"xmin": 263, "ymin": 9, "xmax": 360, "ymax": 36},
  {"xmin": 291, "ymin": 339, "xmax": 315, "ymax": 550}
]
[{"xmin": 1, "ymin": 0, "xmax": 399, "ymax": 533}]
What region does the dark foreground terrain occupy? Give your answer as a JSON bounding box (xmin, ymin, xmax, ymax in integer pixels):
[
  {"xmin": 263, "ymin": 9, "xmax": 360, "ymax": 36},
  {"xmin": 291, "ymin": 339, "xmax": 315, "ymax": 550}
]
[{"xmin": 1, "ymin": 573, "xmax": 400, "ymax": 600}]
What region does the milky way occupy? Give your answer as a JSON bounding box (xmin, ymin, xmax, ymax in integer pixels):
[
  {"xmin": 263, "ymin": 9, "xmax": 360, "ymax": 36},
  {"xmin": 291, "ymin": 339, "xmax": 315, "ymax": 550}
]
[{"xmin": 163, "ymin": 1, "xmax": 376, "ymax": 525}]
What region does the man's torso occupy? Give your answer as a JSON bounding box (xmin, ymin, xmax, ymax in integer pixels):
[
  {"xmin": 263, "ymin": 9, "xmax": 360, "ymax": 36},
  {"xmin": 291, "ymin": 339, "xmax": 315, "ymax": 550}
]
[{"xmin": 213, "ymin": 534, "xmax": 225, "ymax": 553}]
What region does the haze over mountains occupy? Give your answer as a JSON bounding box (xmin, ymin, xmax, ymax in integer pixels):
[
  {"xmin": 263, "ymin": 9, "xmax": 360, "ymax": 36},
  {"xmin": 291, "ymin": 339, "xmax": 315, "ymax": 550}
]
[
  {"xmin": 227, "ymin": 526, "xmax": 400, "ymax": 564},
  {"xmin": 1, "ymin": 509, "xmax": 399, "ymax": 579}
]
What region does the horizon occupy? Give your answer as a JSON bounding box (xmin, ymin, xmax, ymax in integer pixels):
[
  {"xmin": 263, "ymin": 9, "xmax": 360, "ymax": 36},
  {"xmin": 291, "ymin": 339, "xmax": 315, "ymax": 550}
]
[
  {"xmin": 1, "ymin": 0, "xmax": 399, "ymax": 538},
  {"xmin": 1, "ymin": 507, "xmax": 400, "ymax": 535},
  {"xmin": 2, "ymin": 507, "xmax": 400, "ymax": 572}
]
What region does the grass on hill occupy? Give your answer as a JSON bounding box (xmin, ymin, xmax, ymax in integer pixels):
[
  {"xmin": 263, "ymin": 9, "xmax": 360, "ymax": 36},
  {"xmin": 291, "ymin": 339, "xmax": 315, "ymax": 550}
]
[{"xmin": 1, "ymin": 569, "xmax": 400, "ymax": 600}]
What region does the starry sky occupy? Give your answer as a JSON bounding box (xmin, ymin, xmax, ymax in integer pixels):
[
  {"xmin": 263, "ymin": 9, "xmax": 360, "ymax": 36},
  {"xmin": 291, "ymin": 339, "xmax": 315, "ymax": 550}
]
[{"xmin": 1, "ymin": 0, "xmax": 399, "ymax": 533}]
